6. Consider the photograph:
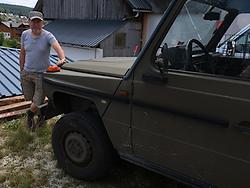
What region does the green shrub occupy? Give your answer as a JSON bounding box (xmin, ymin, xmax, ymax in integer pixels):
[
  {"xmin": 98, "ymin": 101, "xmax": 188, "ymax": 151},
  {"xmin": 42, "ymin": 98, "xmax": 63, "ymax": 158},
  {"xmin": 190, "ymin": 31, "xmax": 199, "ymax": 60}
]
[
  {"xmin": 3, "ymin": 38, "xmax": 18, "ymax": 48},
  {"xmin": 0, "ymin": 32, "xmax": 4, "ymax": 46}
]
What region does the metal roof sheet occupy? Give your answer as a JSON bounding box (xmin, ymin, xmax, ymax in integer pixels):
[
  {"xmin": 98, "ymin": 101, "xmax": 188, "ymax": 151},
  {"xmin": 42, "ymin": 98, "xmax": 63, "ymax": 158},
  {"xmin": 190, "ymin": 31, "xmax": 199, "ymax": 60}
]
[
  {"xmin": 44, "ymin": 20, "xmax": 124, "ymax": 48},
  {"xmin": 127, "ymin": 0, "xmax": 152, "ymax": 11},
  {"xmin": 0, "ymin": 46, "xmax": 72, "ymax": 99}
]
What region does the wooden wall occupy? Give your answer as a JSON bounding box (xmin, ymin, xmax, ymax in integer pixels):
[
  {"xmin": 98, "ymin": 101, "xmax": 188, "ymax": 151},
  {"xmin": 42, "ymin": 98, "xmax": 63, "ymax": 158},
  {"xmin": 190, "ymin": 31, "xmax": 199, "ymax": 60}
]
[
  {"xmin": 0, "ymin": 23, "xmax": 10, "ymax": 34},
  {"xmin": 0, "ymin": 23, "xmax": 23, "ymax": 39},
  {"xmin": 101, "ymin": 22, "xmax": 142, "ymax": 57},
  {"xmin": 43, "ymin": 0, "xmax": 132, "ymax": 20}
]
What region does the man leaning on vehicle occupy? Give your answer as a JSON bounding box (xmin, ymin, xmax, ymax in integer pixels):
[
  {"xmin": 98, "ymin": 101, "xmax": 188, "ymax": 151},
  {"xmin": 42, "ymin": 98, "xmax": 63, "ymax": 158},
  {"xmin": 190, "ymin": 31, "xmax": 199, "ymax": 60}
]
[{"xmin": 19, "ymin": 11, "xmax": 66, "ymax": 131}]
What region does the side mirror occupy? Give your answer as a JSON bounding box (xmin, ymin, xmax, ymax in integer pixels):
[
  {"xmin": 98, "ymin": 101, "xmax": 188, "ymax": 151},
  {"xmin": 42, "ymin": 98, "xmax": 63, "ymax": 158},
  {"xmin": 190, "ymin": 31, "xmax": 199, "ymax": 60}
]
[
  {"xmin": 155, "ymin": 43, "xmax": 169, "ymax": 72},
  {"xmin": 203, "ymin": 12, "xmax": 220, "ymax": 21},
  {"xmin": 226, "ymin": 41, "xmax": 236, "ymax": 56}
]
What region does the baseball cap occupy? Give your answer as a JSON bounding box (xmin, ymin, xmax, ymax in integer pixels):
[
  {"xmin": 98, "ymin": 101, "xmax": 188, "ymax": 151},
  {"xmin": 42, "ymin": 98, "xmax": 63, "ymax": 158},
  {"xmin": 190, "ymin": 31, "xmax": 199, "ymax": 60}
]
[{"xmin": 29, "ymin": 11, "xmax": 43, "ymax": 21}]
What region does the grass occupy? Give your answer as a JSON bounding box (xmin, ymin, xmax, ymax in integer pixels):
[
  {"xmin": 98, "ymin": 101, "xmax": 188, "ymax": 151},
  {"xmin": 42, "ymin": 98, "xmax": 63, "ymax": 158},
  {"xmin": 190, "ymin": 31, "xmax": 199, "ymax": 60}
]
[
  {"xmin": 0, "ymin": 116, "xmax": 53, "ymax": 188},
  {"xmin": 9, "ymin": 171, "xmax": 34, "ymax": 188},
  {"xmin": 0, "ymin": 116, "xmax": 189, "ymax": 188},
  {"xmin": 6, "ymin": 125, "xmax": 34, "ymax": 152}
]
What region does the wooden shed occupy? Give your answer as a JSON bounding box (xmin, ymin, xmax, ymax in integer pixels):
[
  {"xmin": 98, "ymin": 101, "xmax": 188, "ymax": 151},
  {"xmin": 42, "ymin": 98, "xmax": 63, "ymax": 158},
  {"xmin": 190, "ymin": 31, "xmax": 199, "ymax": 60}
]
[{"xmin": 34, "ymin": 0, "xmax": 170, "ymax": 59}]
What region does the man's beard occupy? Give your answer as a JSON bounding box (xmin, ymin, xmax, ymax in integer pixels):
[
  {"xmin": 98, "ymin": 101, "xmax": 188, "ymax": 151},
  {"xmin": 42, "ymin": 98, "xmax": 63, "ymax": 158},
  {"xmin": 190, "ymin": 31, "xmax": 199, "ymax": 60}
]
[{"xmin": 31, "ymin": 28, "xmax": 42, "ymax": 35}]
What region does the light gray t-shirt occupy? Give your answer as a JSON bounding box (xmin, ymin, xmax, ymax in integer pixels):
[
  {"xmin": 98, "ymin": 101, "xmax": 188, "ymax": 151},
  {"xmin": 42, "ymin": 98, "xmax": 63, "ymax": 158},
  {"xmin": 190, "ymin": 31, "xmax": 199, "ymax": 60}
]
[{"xmin": 21, "ymin": 29, "xmax": 57, "ymax": 72}]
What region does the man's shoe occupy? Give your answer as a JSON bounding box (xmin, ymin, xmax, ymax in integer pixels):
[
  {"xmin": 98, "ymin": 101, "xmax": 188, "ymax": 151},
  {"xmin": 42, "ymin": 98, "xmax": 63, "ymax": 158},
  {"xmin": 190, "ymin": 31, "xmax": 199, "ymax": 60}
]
[
  {"xmin": 36, "ymin": 105, "xmax": 47, "ymax": 128},
  {"xmin": 36, "ymin": 114, "xmax": 45, "ymax": 127},
  {"xmin": 27, "ymin": 110, "xmax": 35, "ymax": 131}
]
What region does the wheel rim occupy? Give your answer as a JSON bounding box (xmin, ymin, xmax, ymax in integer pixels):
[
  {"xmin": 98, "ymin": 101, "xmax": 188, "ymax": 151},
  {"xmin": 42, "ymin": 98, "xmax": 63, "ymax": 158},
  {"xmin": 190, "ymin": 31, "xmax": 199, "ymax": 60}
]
[{"xmin": 64, "ymin": 132, "xmax": 92, "ymax": 165}]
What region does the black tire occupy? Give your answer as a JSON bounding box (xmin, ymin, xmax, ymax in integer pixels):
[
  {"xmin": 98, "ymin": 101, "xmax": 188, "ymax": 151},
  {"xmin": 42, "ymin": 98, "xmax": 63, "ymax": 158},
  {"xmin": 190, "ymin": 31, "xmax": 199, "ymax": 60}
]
[{"xmin": 52, "ymin": 112, "xmax": 115, "ymax": 180}]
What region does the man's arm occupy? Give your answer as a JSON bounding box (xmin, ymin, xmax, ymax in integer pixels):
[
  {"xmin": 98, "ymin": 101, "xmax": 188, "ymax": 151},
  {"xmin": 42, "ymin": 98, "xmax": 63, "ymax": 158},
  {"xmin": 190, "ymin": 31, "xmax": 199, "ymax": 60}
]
[
  {"xmin": 19, "ymin": 47, "xmax": 25, "ymax": 71},
  {"xmin": 51, "ymin": 41, "xmax": 66, "ymax": 67}
]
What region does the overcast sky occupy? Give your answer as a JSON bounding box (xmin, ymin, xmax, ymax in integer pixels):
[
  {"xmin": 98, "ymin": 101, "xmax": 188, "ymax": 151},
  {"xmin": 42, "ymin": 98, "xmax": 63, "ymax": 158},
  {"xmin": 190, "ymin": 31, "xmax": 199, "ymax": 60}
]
[{"xmin": 1, "ymin": 0, "xmax": 37, "ymax": 8}]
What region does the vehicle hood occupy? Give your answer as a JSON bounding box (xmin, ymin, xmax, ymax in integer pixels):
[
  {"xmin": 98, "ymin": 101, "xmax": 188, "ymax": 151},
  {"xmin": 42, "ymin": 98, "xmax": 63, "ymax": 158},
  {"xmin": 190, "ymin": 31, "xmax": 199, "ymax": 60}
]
[{"xmin": 62, "ymin": 57, "xmax": 136, "ymax": 77}]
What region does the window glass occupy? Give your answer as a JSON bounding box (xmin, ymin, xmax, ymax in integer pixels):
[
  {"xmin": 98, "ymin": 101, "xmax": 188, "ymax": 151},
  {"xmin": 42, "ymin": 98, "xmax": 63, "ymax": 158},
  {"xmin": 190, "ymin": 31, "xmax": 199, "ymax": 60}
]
[
  {"xmin": 154, "ymin": 0, "xmax": 228, "ymax": 74},
  {"xmin": 234, "ymin": 32, "xmax": 250, "ymax": 58},
  {"xmin": 162, "ymin": 1, "xmax": 227, "ymax": 48},
  {"xmin": 235, "ymin": 34, "xmax": 247, "ymax": 53},
  {"xmin": 152, "ymin": 0, "xmax": 250, "ymax": 80}
]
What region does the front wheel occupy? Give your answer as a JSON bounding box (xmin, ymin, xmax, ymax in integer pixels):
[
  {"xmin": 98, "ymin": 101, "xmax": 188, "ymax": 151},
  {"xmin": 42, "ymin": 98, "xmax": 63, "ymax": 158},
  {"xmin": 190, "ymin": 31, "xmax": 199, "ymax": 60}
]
[{"xmin": 52, "ymin": 112, "xmax": 115, "ymax": 180}]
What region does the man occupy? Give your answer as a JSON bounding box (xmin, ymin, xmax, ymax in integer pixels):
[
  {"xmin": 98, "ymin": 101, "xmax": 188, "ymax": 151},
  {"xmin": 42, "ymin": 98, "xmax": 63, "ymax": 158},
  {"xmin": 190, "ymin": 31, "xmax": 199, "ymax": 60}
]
[{"xmin": 19, "ymin": 11, "xmax": 65, "ymax": 130}]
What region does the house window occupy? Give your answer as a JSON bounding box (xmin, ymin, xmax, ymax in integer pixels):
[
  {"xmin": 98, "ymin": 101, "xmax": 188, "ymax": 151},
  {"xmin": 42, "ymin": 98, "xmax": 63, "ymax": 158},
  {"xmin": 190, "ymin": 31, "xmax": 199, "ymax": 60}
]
[
  {"xmin": 3, "ymin": 32, "xmax": 11, "ymax": 39},
  {"xmin": 114, "ymin": 33, "xmax": 126, "ymax": 48}
]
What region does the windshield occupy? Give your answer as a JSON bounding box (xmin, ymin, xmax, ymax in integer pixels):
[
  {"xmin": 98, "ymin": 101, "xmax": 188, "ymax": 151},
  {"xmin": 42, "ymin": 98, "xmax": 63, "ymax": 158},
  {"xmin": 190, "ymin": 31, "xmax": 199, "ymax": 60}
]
[{"xmin": 162, "ymin": 0, "xmax": 228, "ymax": 48}]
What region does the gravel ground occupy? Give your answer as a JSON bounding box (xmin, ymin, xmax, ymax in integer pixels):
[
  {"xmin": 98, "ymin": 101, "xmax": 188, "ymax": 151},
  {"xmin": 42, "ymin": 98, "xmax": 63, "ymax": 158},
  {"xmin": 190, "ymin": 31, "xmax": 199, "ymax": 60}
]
[{"xmin": 0, "ymin": 117, "xmax": 190, "ymax": 188}]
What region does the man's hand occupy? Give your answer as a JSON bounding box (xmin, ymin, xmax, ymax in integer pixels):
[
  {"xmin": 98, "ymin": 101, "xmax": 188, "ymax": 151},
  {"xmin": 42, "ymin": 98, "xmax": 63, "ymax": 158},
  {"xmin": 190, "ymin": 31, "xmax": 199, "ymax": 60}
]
[{"xmin": 56, "ymin": 58, "xmax": 66, "ymax": 67}]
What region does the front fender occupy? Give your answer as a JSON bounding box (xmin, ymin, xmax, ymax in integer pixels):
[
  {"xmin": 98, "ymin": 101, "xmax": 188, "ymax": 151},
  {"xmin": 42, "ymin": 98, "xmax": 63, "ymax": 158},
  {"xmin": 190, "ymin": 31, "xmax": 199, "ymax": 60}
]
[{"xmin": 43, "ymin": 70, "xmax": 123, "ymax": 118}]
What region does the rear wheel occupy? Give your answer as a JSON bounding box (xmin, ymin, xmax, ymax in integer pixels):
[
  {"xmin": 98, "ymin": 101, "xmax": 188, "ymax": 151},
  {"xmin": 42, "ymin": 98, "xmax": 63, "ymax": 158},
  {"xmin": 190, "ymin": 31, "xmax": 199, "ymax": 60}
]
[{"xmin": 52, "ymin": 112, "xmax": 115, "ymax": 180}]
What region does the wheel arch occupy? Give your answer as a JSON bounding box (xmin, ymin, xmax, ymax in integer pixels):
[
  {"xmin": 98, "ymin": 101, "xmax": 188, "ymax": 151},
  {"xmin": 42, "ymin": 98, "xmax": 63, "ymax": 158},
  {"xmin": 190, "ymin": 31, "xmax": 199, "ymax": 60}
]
[
  {"xmin": 51, "ymin": 91, "xmax": 102, "ymax": 114},
  {"xmin": 51, "ymin": 91, "xmax": 112, "ymax": 138}
]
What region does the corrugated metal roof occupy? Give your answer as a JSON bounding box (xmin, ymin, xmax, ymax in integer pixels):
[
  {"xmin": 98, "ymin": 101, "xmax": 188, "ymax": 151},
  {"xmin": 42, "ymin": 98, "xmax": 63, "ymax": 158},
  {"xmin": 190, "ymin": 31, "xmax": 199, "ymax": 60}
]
[
  {"xmin": 44, "ymin": 20, "xmax": 124, "ymax": 48},
  {"xmin": 0, "ymin": 46, "xmax": 72, "ymax": 99},
  {"xmin": 127, "ymin": 0, "xmax": 152, "ymax": 11}
]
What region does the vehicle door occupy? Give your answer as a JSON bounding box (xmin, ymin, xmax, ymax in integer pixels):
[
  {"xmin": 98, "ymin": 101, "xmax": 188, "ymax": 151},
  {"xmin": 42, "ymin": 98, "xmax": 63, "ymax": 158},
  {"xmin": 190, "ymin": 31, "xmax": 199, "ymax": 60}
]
[{"xmin": 131, "ymin": 0, "xmax": 250, "ymax": 187}]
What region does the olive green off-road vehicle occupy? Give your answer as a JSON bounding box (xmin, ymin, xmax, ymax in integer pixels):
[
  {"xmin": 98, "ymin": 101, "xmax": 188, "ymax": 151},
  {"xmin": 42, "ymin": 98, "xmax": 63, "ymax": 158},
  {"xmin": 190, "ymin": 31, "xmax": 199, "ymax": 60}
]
[{"xmin": 43, "ymin": 0, "xmax": 250, "ymax": 187}]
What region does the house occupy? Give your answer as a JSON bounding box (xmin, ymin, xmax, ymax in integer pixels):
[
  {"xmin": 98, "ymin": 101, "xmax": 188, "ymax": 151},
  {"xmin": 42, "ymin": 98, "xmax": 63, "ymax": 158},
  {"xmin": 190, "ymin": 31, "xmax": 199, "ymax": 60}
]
[
  {"xmin": 34, "ymin": 0, "xmax": 170, "ymax": 60},
  {"xmin": 0, "ymin": 21, "xmax": 29, "ymax": 39},
  {"xmin": 17, "ymin": 22, "xmax": 30, "ymax": 36}
]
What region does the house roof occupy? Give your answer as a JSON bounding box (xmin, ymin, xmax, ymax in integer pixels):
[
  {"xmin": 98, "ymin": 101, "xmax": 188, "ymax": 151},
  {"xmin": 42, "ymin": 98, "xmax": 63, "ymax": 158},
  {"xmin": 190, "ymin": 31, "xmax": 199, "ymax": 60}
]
[
  {"xmin": 1, "ymin": 21, "xmax": 22, "ymax": 28},
  {"xmin": 0, "ymin": 47, "xmax": 73, "ymax": 98},
  {"xmin": 34, "ymin": 0, "xmax": 153, "ymax": 13},
  {"xmin": 34, "ymin": 0, "xmax": 166, "ymax": 15},
  {"xmin": 44, "ymin": 20, "xmax": 124, "ymax": 48},
  {"xmin": 127, "ymin": 0, "xmax": 152, "ymax": 12},
  {"xmin": 18, "ymin": 23, "xmax": 29, "ymax": 27},
  {"xmin": 33, "ymin": 0, "xmax": 43, "ymax": 11}
]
